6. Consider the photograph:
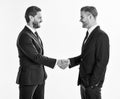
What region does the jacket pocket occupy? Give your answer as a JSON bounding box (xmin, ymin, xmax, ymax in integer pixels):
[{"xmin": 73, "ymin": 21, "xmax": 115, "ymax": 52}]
[{"xmin": 81, "ymin": 75, "xmax": 90, "ymax": 87}]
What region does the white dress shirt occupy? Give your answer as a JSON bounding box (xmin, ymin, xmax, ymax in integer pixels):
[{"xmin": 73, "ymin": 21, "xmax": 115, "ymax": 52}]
[
  {"xmin": 84, "ymin": 24, "xmax": 98, "ymax": 43},
  {"xmin": 88, "ymin": 24, "xmax": 98, "ymax": 37},
  {"xmin": 26, "ymin": 24, "xmax": 36, "ymax": 35}
]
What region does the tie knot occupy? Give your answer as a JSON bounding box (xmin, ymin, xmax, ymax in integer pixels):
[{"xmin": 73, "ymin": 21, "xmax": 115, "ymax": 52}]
[
  {"xmin": 35, "ymin": 32, "xmax": 38, "ymax": 37},
  {"xmin": 85, "ymin": 31, "xmax": 89, "ymax": 39},
  {"xmin": 86, "ymin": 31, "xmax": 89, "ymax": 36}
]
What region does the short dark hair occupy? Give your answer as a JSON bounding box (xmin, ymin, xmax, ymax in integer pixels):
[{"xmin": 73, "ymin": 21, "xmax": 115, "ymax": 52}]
[
  {"xmin": 81, "ymin": 6, "xmax": 98, "ymax": 18},
  {"xmin": 25, "ymin": 6, "xmax": 41, "ymax": 23}
]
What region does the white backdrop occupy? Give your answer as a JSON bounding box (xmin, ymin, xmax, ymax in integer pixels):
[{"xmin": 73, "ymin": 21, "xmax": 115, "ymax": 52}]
[{"xmin": 0, "ymin": 0, "xmax": 120, "ymax": 99}]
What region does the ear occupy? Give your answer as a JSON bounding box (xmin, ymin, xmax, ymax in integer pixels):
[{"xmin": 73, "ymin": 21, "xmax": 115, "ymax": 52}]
[
  {"xmin": 87, "ymin": 12, "xmax": 92, "ymax": 19},
  {"xmin": 89, "ymin": 14, "xmax": 93, "ymax": 19},
  {"xmin": 29, "ymin": 15, "xmax": 34, "ymax": 21}
]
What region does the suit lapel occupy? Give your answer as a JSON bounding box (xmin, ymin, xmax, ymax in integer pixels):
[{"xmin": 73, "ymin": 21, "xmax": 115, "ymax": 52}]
[
  {"xmin": 35, "ymin": 34, "xmax": 44, "ymax": 54},
  {"xmin": 82, "ymin": 26, "xmax": 100, "ymax": 52},
  {"xmin": 35, "ymin": 33, "xmax": 43, "ymax": 48},
  {"xmin": 24, "ymin": 26, "xmax": 44, "ymax": 52}
]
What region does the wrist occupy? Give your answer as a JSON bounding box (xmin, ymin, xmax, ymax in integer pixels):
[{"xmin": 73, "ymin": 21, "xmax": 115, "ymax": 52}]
[{"xmin": 67, "ymin": 59, "xmax": 70, "ymax": 65}]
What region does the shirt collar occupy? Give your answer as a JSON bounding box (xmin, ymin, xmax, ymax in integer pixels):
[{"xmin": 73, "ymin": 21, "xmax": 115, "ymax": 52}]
[
  {"xmin": 26, "ymin": 24, "xmax": 36, "ymax": 33},
  {"xmin": 88, "ymin": 24, "xmax": 98, "ymax": 35}
]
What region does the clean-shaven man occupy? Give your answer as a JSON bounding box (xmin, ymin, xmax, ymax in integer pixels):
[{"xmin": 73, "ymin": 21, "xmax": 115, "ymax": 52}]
[{"xmin": 58, "ymin": 6, "xmax": 110, "ymax": 99}]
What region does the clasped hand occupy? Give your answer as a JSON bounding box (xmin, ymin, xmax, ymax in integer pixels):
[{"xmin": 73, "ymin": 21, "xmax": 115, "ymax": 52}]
[{"xmin": 57, "ymin": 59, "xmax": 70, "ymax": 69}]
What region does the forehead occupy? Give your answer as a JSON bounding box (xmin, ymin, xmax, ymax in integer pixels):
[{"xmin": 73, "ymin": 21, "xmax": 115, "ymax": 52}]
[
  {"xmin": 81, "ymin": 11, "xmax": 90, "ymax": 16},
  {"xmin": 35, "ymin": 11, "xmax": 42, "ymax": 17}
]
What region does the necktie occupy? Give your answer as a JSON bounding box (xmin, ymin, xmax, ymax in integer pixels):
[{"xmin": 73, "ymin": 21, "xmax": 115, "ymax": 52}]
[
  {"xmin": 83, "ymin": 31, "xmax": 89, "ymax": 44},
  {"xmin": 82, "ymin": 31, "xmax": 89, "ymax": 51},
  {"xmin": 35, "ymin": 32, "xmax": 39, "ymax": 38}
]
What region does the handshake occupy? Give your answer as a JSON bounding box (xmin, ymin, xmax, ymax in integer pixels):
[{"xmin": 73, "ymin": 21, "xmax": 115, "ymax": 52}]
[{"xmin": 57, "ymin": 59, "xmax": 70, "ymax": 69}]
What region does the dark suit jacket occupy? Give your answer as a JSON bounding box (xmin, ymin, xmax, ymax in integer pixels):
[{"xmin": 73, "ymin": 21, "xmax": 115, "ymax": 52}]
[
  {"xmin": 16, "ymin": 26, "xmax": 56, "ymax": 85},
  {"xmin": 69, "ymin": 26, "xmax": 109, "ymax": 87}
]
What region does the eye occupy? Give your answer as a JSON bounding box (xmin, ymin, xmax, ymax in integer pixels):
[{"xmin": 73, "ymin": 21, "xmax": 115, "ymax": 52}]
[{"xmin": 38, "ymin": 17, "xmax": 41, "ymax": 20}]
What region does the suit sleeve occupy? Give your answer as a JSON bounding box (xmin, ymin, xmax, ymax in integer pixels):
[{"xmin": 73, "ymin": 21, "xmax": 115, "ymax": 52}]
[
  {"xmin": 18, "ymin": 33, "xmax": 56, "ymax": 68},
  {"xmin": 69, "ymin": 55, "xmax": 81, "ymax": 68},
  {"xmin": 90, "ymin": 34, "xmax": 109, "ymax": 86}
]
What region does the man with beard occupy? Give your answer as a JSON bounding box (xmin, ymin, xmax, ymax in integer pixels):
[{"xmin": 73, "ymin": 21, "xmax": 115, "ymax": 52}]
[
  {"xmin": 58, "ymin": 6, "xmax": 110, "ymax": 99},
  {"xmin": 16, "ymin": 6, "xmax": 57, "ymax": 99}
]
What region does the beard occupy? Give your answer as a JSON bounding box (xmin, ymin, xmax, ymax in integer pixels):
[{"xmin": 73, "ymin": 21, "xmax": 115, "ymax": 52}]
[{"xmin": 33, "ymin": 21, "xmax": 40, "ymax": 29}]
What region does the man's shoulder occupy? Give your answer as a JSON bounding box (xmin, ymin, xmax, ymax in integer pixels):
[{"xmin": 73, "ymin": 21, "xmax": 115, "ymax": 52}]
[
  {"xmin": 95, "ymin": 27, "xmax": 108, "ymax": 38},
  {"xmin": 20, "ymin": 26, "xmax": 33, "ymax": 36},
  {"xmin": 18, "ymin": 27, "xmax": 32, "ymax": 42},
  {"xmin": 96, "ymin": 32, "xmax": 109, "ymax": 44}
]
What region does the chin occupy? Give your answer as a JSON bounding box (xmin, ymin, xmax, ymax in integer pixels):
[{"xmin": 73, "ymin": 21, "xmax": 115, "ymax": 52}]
[
  {"xmin": 38, "ymin": 24, "xmax": 41, "ymax": 28},
  {"xmin": 33, "ymin": 23, "xmax": 40, "ymax": 29},
  {"xmin": 83, "ymin": 25, "xmax": 87, "ymax": 28},
  {"xmin": 35, "ymin": 25, "xmax": 40, "ymax": 29},
  {"xmin": 82, "ymin": 25, "xmax": 86, "ymax": 28}
]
